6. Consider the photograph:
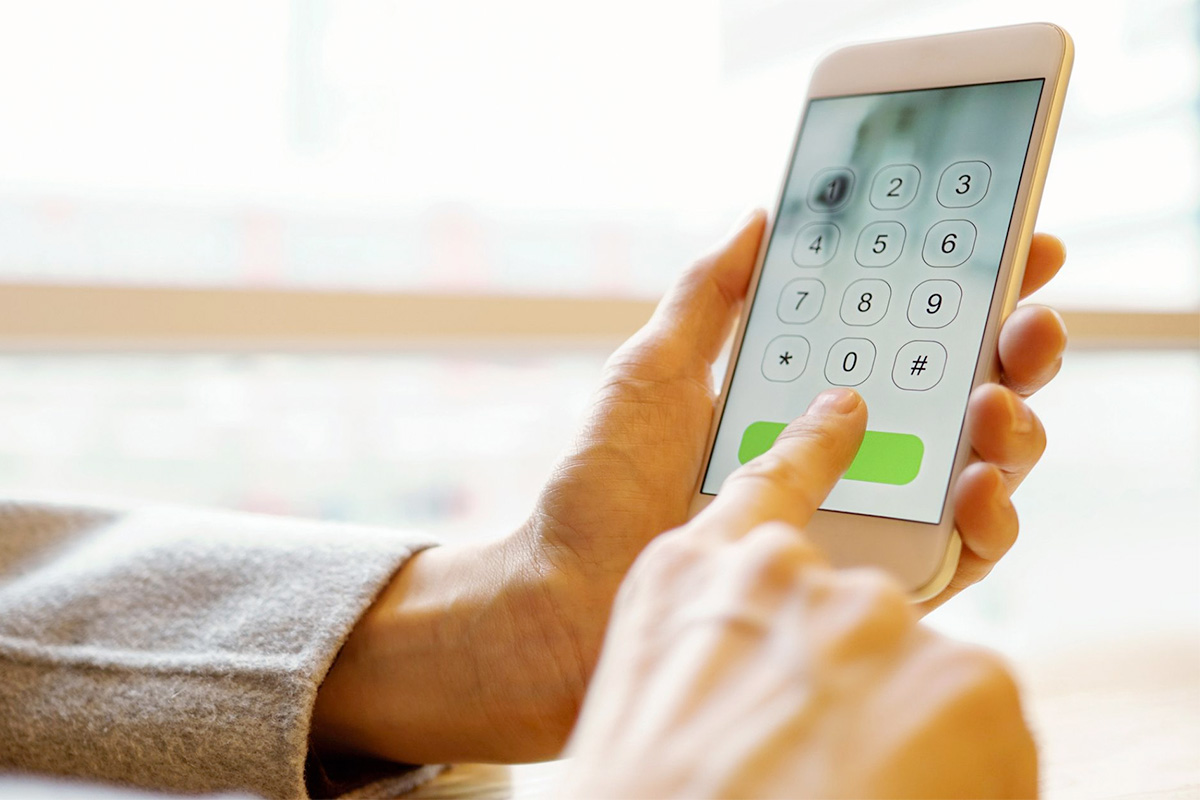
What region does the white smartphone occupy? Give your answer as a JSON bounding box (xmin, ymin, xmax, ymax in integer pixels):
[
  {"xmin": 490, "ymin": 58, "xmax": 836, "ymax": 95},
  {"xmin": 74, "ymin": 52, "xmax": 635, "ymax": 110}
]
[{"xmin": 689, "ymin": 23, "xmax": 1073, "ymax": 600}]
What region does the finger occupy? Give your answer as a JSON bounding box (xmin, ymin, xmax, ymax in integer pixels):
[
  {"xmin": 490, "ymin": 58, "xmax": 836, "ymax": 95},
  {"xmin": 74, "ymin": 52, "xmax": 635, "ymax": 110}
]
[
  {"xmin": 998, "ymin": 304, "xmax": 1068, "ymax": 396},
  {"xmin": 953, "ymin": 462, "xmax": 1019, "ymax": 563},
  {"xmin": 965, "ymin": 384, "xmax": 1046, "ymax": 490},
  {"xmin": 915, "ymin": 464, "xmax": 1017, "ymax": 615},
  {"xmin": 1019, "ymin": 233, "xmax": 1066, "ymax": 299},
  {"xmin": 701, "ymin": 389, "xmax": 867, "ymax": 538},
  {"xmin": 641, "ymin": 210, "xmax": 767, "ymax": 368}
]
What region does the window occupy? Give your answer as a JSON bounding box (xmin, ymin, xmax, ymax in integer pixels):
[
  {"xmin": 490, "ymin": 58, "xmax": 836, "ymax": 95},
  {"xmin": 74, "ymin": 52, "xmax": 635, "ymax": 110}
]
[{"xmin": 2, "ymin": 0, "xmax": 1194, "ymax": 313}]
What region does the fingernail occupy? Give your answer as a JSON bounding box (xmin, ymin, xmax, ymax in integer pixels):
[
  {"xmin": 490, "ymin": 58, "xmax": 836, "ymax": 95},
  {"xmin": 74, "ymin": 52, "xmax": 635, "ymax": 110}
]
[
  {"xmin": 1008, "ymin": 392, "xmax": 1035, "ymax": 434},
  {"xmin": 807, "ymin": 389, "xmax": 861, "ymax": 416}
]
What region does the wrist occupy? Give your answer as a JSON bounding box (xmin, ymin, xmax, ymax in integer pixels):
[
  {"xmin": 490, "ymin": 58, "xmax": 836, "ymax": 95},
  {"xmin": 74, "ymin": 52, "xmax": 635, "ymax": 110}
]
[{"xmin": 311, "ymin": 534, "xmax": 588, "ymax": 764}]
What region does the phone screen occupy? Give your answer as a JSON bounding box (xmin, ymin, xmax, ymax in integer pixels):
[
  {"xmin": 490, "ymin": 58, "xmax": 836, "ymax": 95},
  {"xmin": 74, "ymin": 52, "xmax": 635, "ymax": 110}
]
[{"xmin": 701, "ymin": 79, "xmax": 1045, "ymax": 524}]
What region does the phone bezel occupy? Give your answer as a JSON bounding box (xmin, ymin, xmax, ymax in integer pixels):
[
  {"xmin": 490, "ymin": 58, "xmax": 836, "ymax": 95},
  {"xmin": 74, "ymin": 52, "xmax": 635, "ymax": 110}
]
[{"xmin": 688, "ymin": 23, "xmax": 1073, "ymax": 597}]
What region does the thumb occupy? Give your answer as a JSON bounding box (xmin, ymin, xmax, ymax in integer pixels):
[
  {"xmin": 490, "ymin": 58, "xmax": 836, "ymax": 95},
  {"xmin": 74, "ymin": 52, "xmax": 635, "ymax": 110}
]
[
  {"xmin": 701, "ymin": 389, "xmax": 867, "ymax": 539},
  {"xmin": 623, "ymin": 210, "xmax": 766, "ymax": 375}
]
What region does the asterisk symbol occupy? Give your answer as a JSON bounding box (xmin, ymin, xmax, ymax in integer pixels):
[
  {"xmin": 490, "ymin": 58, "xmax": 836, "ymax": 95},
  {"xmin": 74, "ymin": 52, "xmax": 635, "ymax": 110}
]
[{"xmin": 779, "ymin": 351, "xmax": 793, "ymax": 365}]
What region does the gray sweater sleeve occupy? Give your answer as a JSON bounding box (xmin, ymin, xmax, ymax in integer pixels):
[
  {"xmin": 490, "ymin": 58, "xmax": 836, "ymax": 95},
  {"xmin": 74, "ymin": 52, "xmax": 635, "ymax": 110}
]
[{"xmin": 0, "ymin": 500, "xmax": 442, "ymax": 799}]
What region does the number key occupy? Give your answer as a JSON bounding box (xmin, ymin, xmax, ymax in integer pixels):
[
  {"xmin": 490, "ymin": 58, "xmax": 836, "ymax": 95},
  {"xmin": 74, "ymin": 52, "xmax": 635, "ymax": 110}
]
[
  {"xmin": 840, "ymin": 279, "xmax": 891, "ymax": 326},
  {"xmin": 892, "ymin": 341, "xmax": 948, "ymax": 391},
  {"xmin": 937, "ymin": 160, "xmax": 991, "ymax": 208},
  {"xmin": 907, "ymin": 279, "xmax": 962, "ymax": 328},
  {"xmin": 869, "ymin": 164, "xmax": 920, "ymax": 210},
  {"xmin": 922, "ymin": 220, "xmax": 976, "ymax": 267},
  {"xmin": 792, "ymin": 222, "xmax": 840, "ymax": 266},
  {"xmin": 762, "ymin": 335, "xmax": 811, "ymax": 382},
  {"xmin": 824, "ymin": 338, "xmax": 876, "ymax": 387},
  {"xmin": 777, "ymin": 278, "xmax": 826, "ymax": 324},
  {"xmin": 807, "ymin": 168, "xmax": 855, "ymax": 212},
  {"xmin": 855, "ymin": 221, "xmax": 906, "ymax": 267}
]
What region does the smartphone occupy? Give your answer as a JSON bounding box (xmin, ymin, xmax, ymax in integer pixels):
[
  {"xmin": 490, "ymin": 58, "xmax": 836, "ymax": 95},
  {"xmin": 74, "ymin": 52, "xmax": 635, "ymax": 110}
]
[{"xmin": 690, "ymin": 23, "xmax": 1073, "ymax": 599}]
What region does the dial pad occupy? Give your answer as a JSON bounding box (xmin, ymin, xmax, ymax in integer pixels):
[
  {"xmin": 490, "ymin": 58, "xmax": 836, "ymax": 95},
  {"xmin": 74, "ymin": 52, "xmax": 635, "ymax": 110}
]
[{"xmin": 760, "ymin": 158, "xmax": 997, "ymax": 400}]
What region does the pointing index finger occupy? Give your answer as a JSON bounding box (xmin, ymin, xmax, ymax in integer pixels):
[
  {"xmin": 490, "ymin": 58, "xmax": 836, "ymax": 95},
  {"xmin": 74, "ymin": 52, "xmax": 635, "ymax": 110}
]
[{"xmin": 701, "ymin": 389, "xmax": 868, "ymax": 539}]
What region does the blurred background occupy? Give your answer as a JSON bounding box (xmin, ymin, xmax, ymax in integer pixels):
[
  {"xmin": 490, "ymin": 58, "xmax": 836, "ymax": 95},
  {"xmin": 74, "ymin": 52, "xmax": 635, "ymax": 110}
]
[{"xmin": 0, "ymin": 1, "xmax": 1196, "ymax": 797}]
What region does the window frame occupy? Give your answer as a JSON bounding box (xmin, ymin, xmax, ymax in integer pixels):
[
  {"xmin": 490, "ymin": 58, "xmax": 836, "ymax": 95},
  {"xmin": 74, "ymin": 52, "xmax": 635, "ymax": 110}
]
[{"xmin": 0, "ymin": 283, "xmax": 1194, "ymax": 350}]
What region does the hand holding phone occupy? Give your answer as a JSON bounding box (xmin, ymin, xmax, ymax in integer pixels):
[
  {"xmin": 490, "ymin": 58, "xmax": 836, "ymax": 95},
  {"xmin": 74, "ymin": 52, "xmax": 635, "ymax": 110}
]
[{"xmin": 691, "ymin": 24, "xmax": 1073, "ymax": 598}]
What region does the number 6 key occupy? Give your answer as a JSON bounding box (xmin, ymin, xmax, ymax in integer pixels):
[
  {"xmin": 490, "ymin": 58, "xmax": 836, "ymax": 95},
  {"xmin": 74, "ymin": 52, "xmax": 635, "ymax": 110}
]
[{"xmin": 922, "ymin": 219, "xmax": 977, "ymax": 267}]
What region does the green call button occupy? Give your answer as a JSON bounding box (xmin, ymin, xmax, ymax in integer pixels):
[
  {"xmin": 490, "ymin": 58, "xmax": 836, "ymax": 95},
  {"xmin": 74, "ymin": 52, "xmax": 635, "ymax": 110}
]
[{"xmin": 737, "ymin": 422, "xmax": 924, "ymax": 486}]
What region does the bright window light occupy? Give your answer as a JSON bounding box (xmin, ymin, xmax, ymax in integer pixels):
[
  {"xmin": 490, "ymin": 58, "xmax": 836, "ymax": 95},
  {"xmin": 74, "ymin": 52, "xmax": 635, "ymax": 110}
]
[{"xmin": 0, "ymin": 0, "xmax": 1194, "ymax": 309}]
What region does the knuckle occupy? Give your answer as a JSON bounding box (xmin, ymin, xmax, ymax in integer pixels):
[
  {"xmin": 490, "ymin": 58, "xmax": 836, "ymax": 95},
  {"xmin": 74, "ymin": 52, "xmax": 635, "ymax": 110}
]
[
  {"xmin": 734, "ymin": 524, "xmax": 811, "ymax": 587},
  {"xmin": 601, "ymin": 339, "xmax": 708, "ymax": 402},
  {"xmin": 631, "ymin": 529, "xmax": 702, "ymax": 582},
  {"xmin": 967, "ymin": 649, "xmax": 1022, "ymax": 702},
  {"xmin": 618, "ymin": 532, "xmax": 700, "ymax": 609},
  {"xmin": 680, "ymin": 259, "xmax": 714, "ymax": 292},
  {"xmin": 814, "ymin": 568, "xmax": 914, "ymax": 658},
  {"xmin": 602, "ymin": 337, "xmax": 666, "ymax": 382},
  {"xmin": 940, "ymin": 643, "xmax": 1024, "ymax": 712},
  {"xmin": 1032, "ymin": 416, "xmax": 1048, "ymax": 459},
  {"xmin": 841, "ymin": 567, "xmax": 912, "ymax": 615}
]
